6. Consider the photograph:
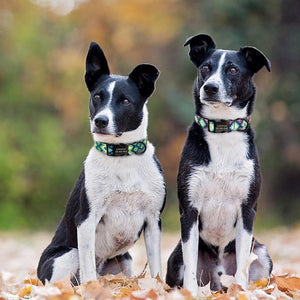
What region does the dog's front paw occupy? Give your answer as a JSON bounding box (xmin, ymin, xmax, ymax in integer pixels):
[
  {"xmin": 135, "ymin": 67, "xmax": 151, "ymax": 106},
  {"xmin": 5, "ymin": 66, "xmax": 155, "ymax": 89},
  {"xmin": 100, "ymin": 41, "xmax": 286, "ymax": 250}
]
[
  {"xmin": 234, "ymin": 272, "xmax": 248, "ymax": 290},
  {"xmin": 183, "ymin": 277, "xmax": 198, "ymax": 297},
  {"xmin": 80, "ymin": 271, "xmax": 97, "ymax": 284}
]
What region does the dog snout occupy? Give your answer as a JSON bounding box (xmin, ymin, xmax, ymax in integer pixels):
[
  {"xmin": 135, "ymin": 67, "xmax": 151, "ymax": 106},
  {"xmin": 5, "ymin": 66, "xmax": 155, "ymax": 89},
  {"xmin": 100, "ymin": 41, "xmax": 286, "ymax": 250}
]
[
  {"xmin": 204, "ymin": 82, "xmax": 219, "ymax": 97},
  {"xmin": 95, "ymin": 116, "xmax": 109, "ymax": 128}
]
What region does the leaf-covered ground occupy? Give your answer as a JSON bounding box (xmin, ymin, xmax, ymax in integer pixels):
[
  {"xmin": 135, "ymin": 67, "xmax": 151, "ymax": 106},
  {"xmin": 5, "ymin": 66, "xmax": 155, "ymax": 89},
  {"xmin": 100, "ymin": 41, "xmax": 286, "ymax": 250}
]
[{"xmin": 0, "ymin": 226, "xmax": 300, "ymax": 299}]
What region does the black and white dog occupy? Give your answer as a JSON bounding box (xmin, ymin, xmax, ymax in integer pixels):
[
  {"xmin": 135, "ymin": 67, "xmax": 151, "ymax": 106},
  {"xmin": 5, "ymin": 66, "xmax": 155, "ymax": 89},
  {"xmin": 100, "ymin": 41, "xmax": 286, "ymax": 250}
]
[
  {"xmin": 37, "ymin": 42, "xmax": 166, "ymax": 284},
  {"xmin": 166, "ymin": 34, "xmax": 272, "ymax": 296}
]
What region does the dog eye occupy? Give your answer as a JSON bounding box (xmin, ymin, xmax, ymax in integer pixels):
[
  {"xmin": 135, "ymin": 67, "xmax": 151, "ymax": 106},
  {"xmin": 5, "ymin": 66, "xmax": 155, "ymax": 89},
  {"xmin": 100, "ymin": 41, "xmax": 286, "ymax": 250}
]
[
  {"xmin": 122, "ymin": 99, "xmax": 130, "ymax": 105},
  {"xmin": 229, "ymin": 66, "xmax": 239, "ymax": 74},
  {"xmin": 94, "ymin": 94, "xmax": 101, "ymax": 101},
  {"xmin": 202, "ymin": 65, "xmax": 210, "ymax": 72}
]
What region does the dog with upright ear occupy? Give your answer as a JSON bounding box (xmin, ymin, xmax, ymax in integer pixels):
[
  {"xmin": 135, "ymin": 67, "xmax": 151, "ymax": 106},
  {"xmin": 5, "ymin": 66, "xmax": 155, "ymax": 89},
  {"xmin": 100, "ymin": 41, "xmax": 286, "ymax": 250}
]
[{"xmin": 85, "ymin": 42, "xmax": 110, "ymax": 92}]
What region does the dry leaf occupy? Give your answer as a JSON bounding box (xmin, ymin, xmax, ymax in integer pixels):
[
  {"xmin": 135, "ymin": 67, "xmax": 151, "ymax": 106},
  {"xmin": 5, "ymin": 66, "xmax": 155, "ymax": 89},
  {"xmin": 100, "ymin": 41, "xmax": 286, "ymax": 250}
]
[
  {"xmin": 238, "ymin": 292, "xmax": 248, "ymax": 300},
  {"xmin": 249, "ymin": 278, "xmax": 269, "ymax": 290},
  {"xmin": 214, "ymin": 294, "xmax": 231, "ymax": 300},
  {"xmin": 53, "ymin": 275, "xmax": 74, "ymax": 294},
  {"xmin": 227, "ymin": 283, "xmax": 244, "ymax": 297},
  {"xmin": 197, "ymin": 282, "xmax": 212, "ymax": 297},
  {"xmin": 179, "ymin": 288, "xmax": 194, "ymax": 300},
  {"xmin": 274, "ymin": 275, "xmax": 300, "ymax": 292},
  {"xmin": 18, "ymin": 285, "xmax": 31, "ymax": 297},
  {"xmin": 83, "ymin": 279, "xmax": 112, "ymax": 299}
]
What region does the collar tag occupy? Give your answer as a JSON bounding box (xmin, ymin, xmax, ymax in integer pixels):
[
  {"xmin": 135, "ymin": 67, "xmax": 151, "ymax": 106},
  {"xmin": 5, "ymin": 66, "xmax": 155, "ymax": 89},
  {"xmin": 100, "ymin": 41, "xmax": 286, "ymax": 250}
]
[
  {"xmin": 213, "ymin": 120, "xmax": 230, "ymax": 133},
  {"xmin": 110, "ymin": 144, "xmax": 128, "ymax": 156}
]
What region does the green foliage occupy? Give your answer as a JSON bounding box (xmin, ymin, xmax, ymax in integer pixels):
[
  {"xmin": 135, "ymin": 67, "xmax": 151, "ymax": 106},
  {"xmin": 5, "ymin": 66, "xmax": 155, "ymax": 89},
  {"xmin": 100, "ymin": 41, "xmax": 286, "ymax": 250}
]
[{"xmin": 0, "ymin": 0, "xmax": 299, "ymax": 230}]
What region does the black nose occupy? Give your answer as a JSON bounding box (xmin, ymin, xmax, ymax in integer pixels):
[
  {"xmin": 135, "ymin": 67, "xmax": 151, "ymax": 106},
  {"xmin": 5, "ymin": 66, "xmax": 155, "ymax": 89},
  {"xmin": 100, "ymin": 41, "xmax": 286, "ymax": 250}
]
[
  {"xmin": 94, "ymin": 116, "xmax": 109, "ymax": 128},
  {"xmin": 204, "ymin": 82, "xmax": 219, "ymax": 96}
]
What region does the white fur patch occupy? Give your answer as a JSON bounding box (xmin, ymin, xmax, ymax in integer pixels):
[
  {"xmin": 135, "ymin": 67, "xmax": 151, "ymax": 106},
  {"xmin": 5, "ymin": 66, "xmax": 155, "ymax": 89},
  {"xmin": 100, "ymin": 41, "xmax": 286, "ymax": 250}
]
[
  {"xmin": 91, "ymin": 81, "xmax": 116, "ymax": 137},
  {"xmin": 200, "ymin": 53, "xmax": 234, "ymax": 107},
  {"xmin": 81, "ymin": 128, "xmax": 165, "ymax": 281},
  {"xmin": 51, "ymin": 249, "xmax": 79, "ymax": 282},
  {"xmin": 188, "ymin": 131, "xmax": 254, "ymax": 248}
]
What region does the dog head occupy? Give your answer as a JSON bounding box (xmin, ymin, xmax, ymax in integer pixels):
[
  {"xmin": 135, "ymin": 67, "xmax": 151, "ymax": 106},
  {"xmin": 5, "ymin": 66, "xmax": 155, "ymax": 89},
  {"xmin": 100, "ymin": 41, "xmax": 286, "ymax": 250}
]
[
  {"xmin": 85, "ymin": 42, "xmax": 159, "ymax": 143},
  {"xmin": 184, "ymin": 34, "xmax": 270, "ymax": 119}
]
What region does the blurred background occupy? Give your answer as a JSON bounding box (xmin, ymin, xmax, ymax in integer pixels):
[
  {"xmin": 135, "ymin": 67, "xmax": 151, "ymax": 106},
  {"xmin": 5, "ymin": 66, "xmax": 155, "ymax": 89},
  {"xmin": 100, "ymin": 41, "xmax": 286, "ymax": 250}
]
[{"xmin": 0, "ymin": 0, "xmax": 299, "ymax": 231}]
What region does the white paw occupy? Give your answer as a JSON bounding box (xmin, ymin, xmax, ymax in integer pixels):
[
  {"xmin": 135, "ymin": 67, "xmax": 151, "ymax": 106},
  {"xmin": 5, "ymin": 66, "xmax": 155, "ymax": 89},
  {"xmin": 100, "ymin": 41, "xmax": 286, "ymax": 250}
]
[
  {"xmin": 183, "ymin": 277, "xmax": 198, "ymax": 297},
  {"xmin": 234, "ymin": 272, "xmax": 248, "ymax": 290}
]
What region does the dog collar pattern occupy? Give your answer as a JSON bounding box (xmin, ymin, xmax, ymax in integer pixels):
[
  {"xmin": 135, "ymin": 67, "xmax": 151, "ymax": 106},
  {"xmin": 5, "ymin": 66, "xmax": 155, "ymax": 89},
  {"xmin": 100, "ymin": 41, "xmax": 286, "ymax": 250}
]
[
  {"xmin": 95, "ymin": 139, "xmax": 147, "ymax": 156},
  {"xmin": 195, "ymin": 115, "xmax": 250, "ymax": 133}
]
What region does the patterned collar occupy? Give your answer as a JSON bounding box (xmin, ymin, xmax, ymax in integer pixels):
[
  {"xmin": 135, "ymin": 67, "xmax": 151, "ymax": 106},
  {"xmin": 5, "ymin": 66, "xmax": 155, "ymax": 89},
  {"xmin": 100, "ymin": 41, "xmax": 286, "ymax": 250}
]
[
  {"xmin": 195, "ymin": 114, "xmax": 250, "ymax": 133},
  {"xmin": 95, "ymin": 138, "xmax": 147, "ymax": 156}
]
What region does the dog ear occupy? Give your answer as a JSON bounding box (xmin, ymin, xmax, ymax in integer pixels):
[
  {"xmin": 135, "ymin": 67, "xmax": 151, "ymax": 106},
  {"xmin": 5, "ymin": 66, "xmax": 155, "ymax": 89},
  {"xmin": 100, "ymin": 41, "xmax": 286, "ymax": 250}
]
[
  {"xmin": 85, "ymin": 42, "xmax": 110, "ymax": 91},
  {"xmin": 239, "ymin": 46, "xmax": 271, "ymax": 74},
  {"xmin": 128, "ymin": 64, "xmax": 160, "ymax": 99},
  {"xmin": 184, "ymin": 33, "xmax": 216, "ymax": 67}
]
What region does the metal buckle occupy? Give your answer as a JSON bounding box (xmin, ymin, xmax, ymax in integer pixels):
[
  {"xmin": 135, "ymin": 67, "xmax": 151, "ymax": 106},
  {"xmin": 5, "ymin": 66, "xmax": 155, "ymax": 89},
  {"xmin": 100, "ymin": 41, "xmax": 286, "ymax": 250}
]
[
  {"xmin": 214, "ymin": 119, "xmax": 229, "ymax": 133},
  {"xmin": 111, "ymin": 144, "xmax": 128, "ymax": 156}
]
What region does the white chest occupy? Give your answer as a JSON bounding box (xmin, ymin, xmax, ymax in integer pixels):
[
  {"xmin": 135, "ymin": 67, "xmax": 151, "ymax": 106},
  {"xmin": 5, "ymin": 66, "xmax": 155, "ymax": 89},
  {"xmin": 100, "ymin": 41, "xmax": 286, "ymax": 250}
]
[
  {"xmin": 84, "ymin": 145, "xmax": 165, "ymax": 258},
  {"xmin": 188, "ymin": 132, "xmax": 254, "ymax": 246}
]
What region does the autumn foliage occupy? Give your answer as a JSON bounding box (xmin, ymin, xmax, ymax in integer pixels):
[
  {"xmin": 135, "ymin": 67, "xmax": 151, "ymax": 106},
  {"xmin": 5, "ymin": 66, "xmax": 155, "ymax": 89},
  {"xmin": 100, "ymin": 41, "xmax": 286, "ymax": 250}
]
[{"xmin": 1, "ymin": 272, "xmax": 300, "ymax": 299}]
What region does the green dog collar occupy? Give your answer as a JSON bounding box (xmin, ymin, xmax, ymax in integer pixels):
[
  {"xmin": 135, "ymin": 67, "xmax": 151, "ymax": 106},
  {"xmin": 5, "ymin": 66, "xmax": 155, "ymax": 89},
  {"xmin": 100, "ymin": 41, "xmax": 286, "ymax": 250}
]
[
  {"xmin": 195, "ymin": 115, "xmax": 250, "ymax": 133},
  {"xmin": 95, "ymin": 138, "xmax": 147, "ymax": 156}
]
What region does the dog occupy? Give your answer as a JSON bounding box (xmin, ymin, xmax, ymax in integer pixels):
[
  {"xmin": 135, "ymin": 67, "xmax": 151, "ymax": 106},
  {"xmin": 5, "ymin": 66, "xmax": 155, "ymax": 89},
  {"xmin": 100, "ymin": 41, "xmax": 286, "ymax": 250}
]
[
  {"xmin": 37, "ymin": 42, "xmax": 166, "ymax": 284},
  {"xmin": 166, "ymin": 34, "xmax": 272, "ymax": 296}
]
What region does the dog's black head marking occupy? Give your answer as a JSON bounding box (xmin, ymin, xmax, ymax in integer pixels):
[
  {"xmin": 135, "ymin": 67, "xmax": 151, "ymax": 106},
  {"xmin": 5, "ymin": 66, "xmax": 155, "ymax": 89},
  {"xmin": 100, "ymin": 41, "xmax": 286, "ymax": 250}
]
[
  {"xmin": 84, "ymin": 42, "xmax": 160, "ymax": 139},
  {"xmin": 184, "ymin": 34, "xmax": 271, "ymax": 117}
]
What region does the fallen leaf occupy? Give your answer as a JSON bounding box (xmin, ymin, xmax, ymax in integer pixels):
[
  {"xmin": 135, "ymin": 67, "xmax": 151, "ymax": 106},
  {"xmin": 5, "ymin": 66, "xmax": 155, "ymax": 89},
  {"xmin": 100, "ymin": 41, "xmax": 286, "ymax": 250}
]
[
  {"xmin": 227, "ymin": 283, "xmax": 243, "ymax": 297},
  {"xmin": 215, "ymin": 294, "xmax": 231, "ymax": 300},
  {"xmin": 54, "ymin": 275, "xmax": 74, "ymax": 294},
  {"xmin": 249, "ymin": 278, "xmax": 269, "ymax": 290},
  {"xmin": 274, "ymin": 275, "xmax": 300, "ymax": 292},
  {"xmin": 18, "ymin": 285, "xmax": 31, "ymax": 297},
  {"xmin": 179, "ymin": 288, "xmax": 194, "ymax": 300}
]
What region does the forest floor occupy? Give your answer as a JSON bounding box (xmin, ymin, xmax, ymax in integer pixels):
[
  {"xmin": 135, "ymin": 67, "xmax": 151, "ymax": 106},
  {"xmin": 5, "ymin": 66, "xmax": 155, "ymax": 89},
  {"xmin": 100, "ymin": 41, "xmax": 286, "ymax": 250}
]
[{"xmin": 0, "ymin": 225, "xmax": 300, "ymax": 299}]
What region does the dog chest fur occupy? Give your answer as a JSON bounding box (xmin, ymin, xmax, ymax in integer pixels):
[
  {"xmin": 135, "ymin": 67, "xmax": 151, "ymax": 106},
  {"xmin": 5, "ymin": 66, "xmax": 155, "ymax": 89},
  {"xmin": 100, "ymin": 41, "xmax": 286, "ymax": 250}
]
[
  {"xmin": 84, "ymin": 144, "xmax": 165, "ymax": 260},
  {"xmin": 188, "ymin": 131, "xmax": 254, "ymax": 247}
]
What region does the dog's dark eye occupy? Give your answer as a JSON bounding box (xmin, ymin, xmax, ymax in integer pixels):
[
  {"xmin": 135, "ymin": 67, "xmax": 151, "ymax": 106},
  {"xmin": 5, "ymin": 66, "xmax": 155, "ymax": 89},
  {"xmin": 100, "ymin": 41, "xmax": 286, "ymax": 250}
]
[
  {"xmin": 229, "ymin": 66, "xmax": 239, "ymax": 74},
  {"xmin": 94, "ymin": 94, "xmax": 101, "ymax": 101},
  {"xmin": 122, "ymin": 99, "xmax": 130, "ymax": 105},
  {"xmin": 202, "ymin": 65, "xmax": 210, "ymax": 72}
]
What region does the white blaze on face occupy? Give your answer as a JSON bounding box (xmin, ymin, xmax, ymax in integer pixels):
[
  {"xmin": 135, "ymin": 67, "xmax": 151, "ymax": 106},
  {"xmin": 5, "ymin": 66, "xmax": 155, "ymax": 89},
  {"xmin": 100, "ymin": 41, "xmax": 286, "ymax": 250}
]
[
  {"xmin": 91, "ymin": 81, "xmax": 116, "ymax": 137},
  {"xmin": 200, "ymin": 52, "xmax": 233, "ymax": 107}
]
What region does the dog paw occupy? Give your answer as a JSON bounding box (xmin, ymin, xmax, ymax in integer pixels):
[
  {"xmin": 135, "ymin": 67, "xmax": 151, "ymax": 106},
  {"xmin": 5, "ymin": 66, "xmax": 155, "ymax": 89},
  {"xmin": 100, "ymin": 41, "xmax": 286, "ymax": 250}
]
[
  {"xmin": 234, "ymin": 273, "xmax": 248, "ymax": 290},
  {"xmin": 183, "ymin": 278, "xmax": 198, "ymax": 297}
]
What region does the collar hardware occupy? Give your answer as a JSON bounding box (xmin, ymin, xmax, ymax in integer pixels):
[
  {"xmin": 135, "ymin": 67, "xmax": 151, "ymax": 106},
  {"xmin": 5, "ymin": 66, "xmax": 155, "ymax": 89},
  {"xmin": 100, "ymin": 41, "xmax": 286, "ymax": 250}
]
[
  {"xmin": 195, "ymin": 115, "xmax": 250, "ymax": 133},
  {"xmin": 95, "ymin": 139, "xmax": 147, "ymax": 156}
]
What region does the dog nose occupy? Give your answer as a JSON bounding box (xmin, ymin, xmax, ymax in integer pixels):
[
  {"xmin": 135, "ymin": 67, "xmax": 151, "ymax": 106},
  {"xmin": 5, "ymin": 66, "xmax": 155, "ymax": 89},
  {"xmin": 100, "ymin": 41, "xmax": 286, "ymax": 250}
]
[
  {"xmin": 95, "ymin": 116, "xmax": 109, "ymax": 128},
  {"xmin": 204, "ymin": 82, "xmax": 219, "ymax": 96}
]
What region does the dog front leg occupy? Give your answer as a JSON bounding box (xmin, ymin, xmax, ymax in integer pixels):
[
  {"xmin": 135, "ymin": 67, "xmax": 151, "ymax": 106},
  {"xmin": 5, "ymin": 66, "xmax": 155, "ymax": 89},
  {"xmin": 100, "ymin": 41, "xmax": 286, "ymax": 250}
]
[
  {"xmin": 181, "ymin": 207, "xmax": 199, "ymax": 297},
  {"xmin": 235, "ymin": 203, "xmax": 255, "ymax": 290},
  {"xmin": 144, "ymin": 217, "xmax": 162, "ymax": 278},
  {"xmin": 77, "ymin": 215, "xmax": 97, "ymax": 283}
]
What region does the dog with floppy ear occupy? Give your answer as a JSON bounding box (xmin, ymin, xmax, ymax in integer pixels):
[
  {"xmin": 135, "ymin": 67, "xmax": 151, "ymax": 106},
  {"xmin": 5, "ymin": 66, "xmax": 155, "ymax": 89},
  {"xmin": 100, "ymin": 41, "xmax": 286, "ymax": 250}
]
[
  {"xmin": 37, "ymin": 42, "xmax": 166, "ymax": 284},
  {"xmin": 166, "ymin": 34, "xmax": 272, "ymax": 296}
]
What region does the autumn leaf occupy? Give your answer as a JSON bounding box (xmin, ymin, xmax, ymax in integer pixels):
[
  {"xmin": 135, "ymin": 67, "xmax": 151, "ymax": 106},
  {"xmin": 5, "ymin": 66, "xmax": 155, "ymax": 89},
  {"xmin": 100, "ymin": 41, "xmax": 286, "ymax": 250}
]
[
  {"xmin": 18, "ymin": 285, "xmax": 31, "ymax": 297},
  {"xmin": 274, "ymin": 275, "xmax": 300, "ymax": 292},
  {"xmin": 227, "ymin": 283, "xmax": 244, "ymax": 297}
]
